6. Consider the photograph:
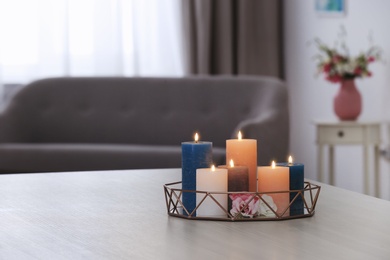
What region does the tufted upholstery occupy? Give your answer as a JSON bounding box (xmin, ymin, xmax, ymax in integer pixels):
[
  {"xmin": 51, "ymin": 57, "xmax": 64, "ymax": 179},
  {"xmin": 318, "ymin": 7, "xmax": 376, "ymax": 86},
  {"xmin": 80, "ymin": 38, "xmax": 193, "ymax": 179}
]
[{"xmin": 0, "ymin": 76, "xmax": 289, "ymax": 173}]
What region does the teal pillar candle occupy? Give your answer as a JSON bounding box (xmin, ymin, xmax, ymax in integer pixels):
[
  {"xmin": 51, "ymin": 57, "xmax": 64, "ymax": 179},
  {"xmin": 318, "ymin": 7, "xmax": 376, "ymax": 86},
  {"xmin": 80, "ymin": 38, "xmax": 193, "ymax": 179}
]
[
  {"xmin": 277, "ymin": 157, "xmax": 304, "ymax": 216},
  {"xmin": 181, "ymin": 134, "xmax": 212, "ymax": 216}
]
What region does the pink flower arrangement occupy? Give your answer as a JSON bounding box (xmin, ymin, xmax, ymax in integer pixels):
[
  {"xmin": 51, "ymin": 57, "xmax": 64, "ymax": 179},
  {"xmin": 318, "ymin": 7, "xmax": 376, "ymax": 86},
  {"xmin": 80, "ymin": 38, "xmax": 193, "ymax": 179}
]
[
  {"xmin": 230, "ymin": 194, "xmax": 260, "ymax": 218},
  {"xmin": 314, "ymin": 31, "xmax": 382, "ymax": 84},
  {"xmin": 229, "ymin": 194, "xmax": 277, "ymax": 218}
]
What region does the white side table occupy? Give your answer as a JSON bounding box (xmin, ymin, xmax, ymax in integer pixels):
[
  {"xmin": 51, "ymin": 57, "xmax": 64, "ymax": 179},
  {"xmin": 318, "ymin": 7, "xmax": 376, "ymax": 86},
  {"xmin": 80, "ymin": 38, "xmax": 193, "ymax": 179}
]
[{"xmin": 314, "ymin": 120, "xmax": 381, "ymax": 197}]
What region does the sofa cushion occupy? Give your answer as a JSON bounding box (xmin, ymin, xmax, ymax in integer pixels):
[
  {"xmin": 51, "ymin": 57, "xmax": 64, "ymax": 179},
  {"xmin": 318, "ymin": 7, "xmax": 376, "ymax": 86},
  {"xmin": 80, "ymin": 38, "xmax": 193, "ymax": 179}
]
[
  {"xmin": 1, "ymin": 76, "xmax": 286, "ymax": 148},
  {"xmin": 0, "ymin": 76, "xmax": 288, "ymax": 173}
]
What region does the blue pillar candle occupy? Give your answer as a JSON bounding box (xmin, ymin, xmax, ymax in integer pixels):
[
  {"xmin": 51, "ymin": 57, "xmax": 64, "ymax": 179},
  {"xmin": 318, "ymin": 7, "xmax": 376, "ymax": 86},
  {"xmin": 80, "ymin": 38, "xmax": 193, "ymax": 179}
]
[
  {"xmin": 181, "ymin": 133, "xmax": 212, "ymax": 216},
  {"xmin": 277, "ymin": 156, "xmax": 304, "ymax": 216}
]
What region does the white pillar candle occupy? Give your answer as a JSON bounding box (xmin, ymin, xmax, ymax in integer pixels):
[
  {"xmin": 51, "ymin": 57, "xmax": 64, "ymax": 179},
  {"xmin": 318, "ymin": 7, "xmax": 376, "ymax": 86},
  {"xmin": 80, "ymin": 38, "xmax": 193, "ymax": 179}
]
[{"xmin": 196, "ymin": 165, "xmax": 228, "ymax": 217}]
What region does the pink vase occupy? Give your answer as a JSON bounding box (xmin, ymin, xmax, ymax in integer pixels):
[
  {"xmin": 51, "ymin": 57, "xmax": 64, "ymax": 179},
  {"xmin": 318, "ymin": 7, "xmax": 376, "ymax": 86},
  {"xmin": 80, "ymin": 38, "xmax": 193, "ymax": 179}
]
[{"xmin": 333, "ymin": 79, "xmax": 362, "ymax": 121}]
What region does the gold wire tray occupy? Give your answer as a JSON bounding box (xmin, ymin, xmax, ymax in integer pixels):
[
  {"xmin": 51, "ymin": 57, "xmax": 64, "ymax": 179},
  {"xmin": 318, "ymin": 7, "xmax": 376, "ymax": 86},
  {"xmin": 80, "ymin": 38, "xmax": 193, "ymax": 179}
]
[{"xmin": 164, "ymin": 181, "xmax": 321, "ymax": 221}]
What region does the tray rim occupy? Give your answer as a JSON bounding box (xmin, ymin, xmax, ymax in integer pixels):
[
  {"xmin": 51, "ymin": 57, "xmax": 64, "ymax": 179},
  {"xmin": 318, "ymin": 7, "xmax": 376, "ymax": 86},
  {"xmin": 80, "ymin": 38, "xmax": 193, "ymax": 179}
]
[{"xmin": 164, "ymin": 181, "xmax": 321, "ymax": 221}]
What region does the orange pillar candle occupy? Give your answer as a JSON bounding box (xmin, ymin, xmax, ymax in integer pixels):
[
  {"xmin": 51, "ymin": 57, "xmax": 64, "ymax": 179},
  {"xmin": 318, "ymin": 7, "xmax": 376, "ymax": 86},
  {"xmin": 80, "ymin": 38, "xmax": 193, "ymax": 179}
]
[
  {"xmin": 226, "ymin": 131, "xmax": 257, "ymax": 192},
  {"xmin": 258, "ymin": 161, "xmax": 290, "ymax": 217}
]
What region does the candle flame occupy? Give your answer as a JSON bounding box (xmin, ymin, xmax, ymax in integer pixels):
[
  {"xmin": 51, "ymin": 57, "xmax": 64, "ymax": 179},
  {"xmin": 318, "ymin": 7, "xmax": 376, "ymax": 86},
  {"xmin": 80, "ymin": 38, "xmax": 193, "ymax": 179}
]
[
  {"xmin": 229, "ymin": 159, "xmax": 234, "ymax": 167},
  {"xmin": 194, "ymin": 133, "xmax": 199, "ymax": 142},
  {"xmin": 271, "ymin": 160, "xmax": 276, "ymax": 169},
  {"xmin": 211, "ymin": 165, "xmax": 215, "ymax": 171},
  {"xmin": 288, "ymin": 155, "xmax": 293, "ymax": 164},
  {"xmin": 238, "ymin": 131, "xmax": 242, "ymax": 140}
]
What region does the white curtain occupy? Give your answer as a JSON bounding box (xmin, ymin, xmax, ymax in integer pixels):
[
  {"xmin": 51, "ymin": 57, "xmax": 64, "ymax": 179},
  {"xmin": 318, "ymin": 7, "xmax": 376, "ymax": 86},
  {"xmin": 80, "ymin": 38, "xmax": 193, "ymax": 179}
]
[{"xmin": 0, "ymin": 0, "xmax": 184, "ymax": 85}]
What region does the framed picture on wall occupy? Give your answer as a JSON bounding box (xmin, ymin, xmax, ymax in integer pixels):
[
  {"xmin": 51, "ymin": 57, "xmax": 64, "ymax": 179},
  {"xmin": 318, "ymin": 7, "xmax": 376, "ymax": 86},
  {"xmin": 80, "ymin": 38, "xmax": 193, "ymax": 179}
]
[{"xmin": 315, "ymin": 0, "xmax": 346, "ymax": 17}]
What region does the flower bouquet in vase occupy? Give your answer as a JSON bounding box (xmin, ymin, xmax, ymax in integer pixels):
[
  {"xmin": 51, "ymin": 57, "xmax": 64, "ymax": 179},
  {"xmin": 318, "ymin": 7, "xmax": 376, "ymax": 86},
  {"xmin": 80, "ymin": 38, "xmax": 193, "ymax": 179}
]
[{"xmin": 314, "ymin": 28, "xmax": 382, "ymax": 120}]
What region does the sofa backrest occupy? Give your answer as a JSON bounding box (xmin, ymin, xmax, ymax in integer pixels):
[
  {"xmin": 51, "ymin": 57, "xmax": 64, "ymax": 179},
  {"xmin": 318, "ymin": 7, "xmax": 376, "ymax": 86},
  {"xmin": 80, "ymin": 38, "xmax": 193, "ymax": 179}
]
[{"xmin": 0, "ymin": 76, "xmax": 287, "ymax": 148}]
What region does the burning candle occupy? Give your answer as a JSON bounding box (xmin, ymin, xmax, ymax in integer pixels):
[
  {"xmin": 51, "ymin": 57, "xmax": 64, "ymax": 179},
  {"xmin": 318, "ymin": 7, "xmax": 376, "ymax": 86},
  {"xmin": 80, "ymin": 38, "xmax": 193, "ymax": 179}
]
[
  {"xmin": 258, "ymin": 161, "xmax": 290, "ymax": 217},
  {"xmin": 226, "ymin": 131, "xmax": 257, "ymax": 192},
  {"xmin": 218, "ymin": 160, "xmax": 249, "ymax": 212},
  {"xmin": 220, "ymin": 159, "xmax": 249, "ymax": 192},
  {"xmin": 277, "ymin": 156, "xmax": 304, "ymax": 216},
  {"xmin": 181, "ymin": 133, "xmax": 212, "ymax": 216},
  {"xmin": 196, "ymin": 165, "xmax": 228, "ymax": 217}
]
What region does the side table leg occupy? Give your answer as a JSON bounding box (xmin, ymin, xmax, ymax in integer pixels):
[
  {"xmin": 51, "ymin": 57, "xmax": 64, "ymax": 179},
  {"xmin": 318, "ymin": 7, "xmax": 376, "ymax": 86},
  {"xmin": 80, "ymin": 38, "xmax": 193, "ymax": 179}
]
[
  {"xmin": 318, "ymin": 144, "xmax": 323, "ymax": 182},
  {"xmin": 363, "ymin": 145, "xmax": 369, "ymax": 195},
  {"xmin": 374, "ymin": 145, "xmax": 380, "ymax": 198},
  {"xmin": 329, "ymin": 145, "xmax": 334, "ymax": 186}
]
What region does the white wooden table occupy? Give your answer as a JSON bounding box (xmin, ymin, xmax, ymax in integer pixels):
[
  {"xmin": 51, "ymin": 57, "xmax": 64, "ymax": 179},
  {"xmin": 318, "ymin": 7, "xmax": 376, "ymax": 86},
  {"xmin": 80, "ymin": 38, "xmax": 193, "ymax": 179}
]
[
  {"xmin": 1, "ymin": 168, "xmax": 390, "ymax": 259},
  {"xmin": 314, "ymin": 120, "xmax": 381, "ymax": 197}
]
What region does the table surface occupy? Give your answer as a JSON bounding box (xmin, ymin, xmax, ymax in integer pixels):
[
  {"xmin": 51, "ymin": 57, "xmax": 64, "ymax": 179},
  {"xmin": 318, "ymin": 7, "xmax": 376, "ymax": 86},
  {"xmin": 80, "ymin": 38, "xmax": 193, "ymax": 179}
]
[{"xmin": 1, "ymin": 169, "xmax": 390, "ymax": 260}]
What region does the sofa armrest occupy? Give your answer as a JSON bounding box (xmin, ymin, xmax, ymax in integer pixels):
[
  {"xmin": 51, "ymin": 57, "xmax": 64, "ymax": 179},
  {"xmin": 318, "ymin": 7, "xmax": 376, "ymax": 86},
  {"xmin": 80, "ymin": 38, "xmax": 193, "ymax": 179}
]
[{"xmin": 234, "ymin": 108, "xmax": 289, "ymax": 166}]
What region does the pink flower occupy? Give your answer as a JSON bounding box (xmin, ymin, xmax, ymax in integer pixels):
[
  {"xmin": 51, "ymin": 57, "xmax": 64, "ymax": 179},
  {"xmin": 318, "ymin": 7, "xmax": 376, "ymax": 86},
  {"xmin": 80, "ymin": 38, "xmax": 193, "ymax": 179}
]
[
  {"xmin": 229, "ymin": 194, "xmax": 278, "ymax": 218},
  {"xmin": 368, "ymin": 56, "xmax": 375, "ymax": 63},
  {"xmin": 354, "ymin": 67, "xmax": 362, "ymax": 76},
  {"xmin": 323, "ymin": 63, "xmax": 332, "ymax": 73},
  {"xmin": 332, "ymin": 55, "xmax": 343, "ymax": 63},
  {"xmin": 229, "ymin": 194, "xmax": 260, "ymax": 218},
  {"xmin": 326, "ymin": 74, "xmax": 342, "ymax": 83},
  {"xmin": 367, "ymin": 71, "xmax": 373, "ymax": 77}
]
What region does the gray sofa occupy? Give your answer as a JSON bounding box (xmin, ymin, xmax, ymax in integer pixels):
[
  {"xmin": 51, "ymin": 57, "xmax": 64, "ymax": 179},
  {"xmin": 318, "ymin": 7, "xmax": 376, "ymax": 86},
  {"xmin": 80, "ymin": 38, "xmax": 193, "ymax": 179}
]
[{"xmin": 0, "ymin": 76, "xmax": 289, "ymax": 173}]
